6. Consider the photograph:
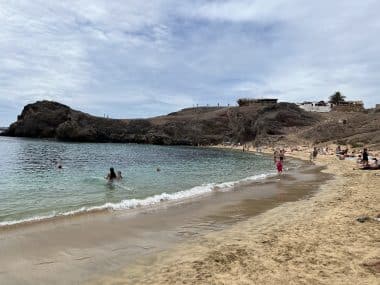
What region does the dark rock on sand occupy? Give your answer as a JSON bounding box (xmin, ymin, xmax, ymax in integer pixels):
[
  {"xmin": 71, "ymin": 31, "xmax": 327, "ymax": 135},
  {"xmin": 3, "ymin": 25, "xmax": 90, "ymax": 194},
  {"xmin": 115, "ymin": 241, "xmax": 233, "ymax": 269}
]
[
  {"xmin": 362, "ymin": 259, "xmax": 380, "ymax": 273},
  {"xmin": 356, "ymin": 216, "xmax": 370, "ymax": 223}
]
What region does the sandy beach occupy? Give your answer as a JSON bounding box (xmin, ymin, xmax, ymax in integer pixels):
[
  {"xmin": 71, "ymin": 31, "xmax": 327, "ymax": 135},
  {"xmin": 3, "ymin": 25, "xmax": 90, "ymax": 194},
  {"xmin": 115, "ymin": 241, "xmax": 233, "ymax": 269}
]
[
  {"xmin": 91, "ymin": 148, "xmax": 380, "ymax": 285},
  {"xmin": 2, "ymin": 1, "xmax": 379, "ymax": 284}
]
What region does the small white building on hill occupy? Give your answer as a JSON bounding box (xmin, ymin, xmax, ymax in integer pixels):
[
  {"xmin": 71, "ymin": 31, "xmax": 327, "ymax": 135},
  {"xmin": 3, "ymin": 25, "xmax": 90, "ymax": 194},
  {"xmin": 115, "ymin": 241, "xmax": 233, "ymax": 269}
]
[{"xmin": 298, "ymin": 101, "xmax": 332, "ymax": 112}]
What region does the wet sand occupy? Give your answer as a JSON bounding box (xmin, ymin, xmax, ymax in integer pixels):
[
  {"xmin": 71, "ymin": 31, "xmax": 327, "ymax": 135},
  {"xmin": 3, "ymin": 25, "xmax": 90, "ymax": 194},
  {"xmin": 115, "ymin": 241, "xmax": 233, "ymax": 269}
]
[
  {"xmin": 92, "ymin": 149, "xmax": 379, "ymax": 285},
  {"xmin": 0, "ymin": 160, "xmax": 328, "ymax": 284}
]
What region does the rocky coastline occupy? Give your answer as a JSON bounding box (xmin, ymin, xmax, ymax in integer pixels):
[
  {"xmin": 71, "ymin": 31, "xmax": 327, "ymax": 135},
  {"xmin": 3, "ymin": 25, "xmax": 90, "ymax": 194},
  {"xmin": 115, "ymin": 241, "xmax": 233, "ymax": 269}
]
[
  {"xmin": 2, "ymin": 100, "xmax": 318, "ymax": 145},
  {"xmin": 3, "ymin": 100, "xmax": 380, "ymax": 148}
]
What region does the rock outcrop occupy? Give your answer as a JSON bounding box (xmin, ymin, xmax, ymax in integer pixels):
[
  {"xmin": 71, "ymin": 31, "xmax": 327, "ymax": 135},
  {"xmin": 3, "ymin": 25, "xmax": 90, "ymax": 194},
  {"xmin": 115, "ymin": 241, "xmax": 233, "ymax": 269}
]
[{"xmin": 3, "ymin": 100, "xmax": 320, "ymax": 145}]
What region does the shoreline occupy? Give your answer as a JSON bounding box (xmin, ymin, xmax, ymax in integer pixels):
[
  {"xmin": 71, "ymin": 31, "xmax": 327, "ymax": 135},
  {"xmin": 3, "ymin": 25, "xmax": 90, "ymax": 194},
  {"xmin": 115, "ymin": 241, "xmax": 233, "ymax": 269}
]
[
  {"xmin": 0, "ymin": 147, "xmax": 296, "ymax": 230},
  {"xmin": 0, "ymin": 157, "xmax": 326, "ymax": 284},
  {"xmin": 0, "ymin": 143, "xmax": 277, "ymax": 230},
  {"xmin": 91, "ymin": 146, "xmax": 380, "ymax": 285}
]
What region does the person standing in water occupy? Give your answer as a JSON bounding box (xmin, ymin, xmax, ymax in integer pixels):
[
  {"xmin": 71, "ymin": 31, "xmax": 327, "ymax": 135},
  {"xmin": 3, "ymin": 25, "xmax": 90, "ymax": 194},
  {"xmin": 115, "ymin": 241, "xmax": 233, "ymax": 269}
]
[
  {"xmin": 273, "ymin": 150, "xmax": 278, "ymax": 164},
  {"xmin": 116, "ymin": 171, "xmax": 123, "ymax": 180},
  {"xmin": 106, "ymin": 167, "xmax": 117, "ymax": 181},
  {"xmin": 276, "ymin": 160, "xmax": 283, "ymax": 174},
  {"xmin": 279, "ymin": 149, "xmax": 285, "ymax": 162}
]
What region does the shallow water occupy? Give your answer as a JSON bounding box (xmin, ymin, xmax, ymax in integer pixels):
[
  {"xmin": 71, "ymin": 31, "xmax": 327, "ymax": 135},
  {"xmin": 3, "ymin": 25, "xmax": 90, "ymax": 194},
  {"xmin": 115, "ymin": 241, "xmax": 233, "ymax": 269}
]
[{"xmin": 0, "ymin": 137, "xmax": 283, "ymax": 226}]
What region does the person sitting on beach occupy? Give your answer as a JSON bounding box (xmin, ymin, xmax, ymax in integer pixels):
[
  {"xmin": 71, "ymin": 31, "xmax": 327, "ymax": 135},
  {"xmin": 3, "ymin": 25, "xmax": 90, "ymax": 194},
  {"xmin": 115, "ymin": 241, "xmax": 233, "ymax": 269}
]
[
  {"xmin": 353, "ymin": 156, "xmax": 380, "ymax": 170},
  {"xmin": 106, "ymin": 167, "xmax": 117, "ymax": 181},
  {"xmin": 116, "ymin": 171, "xmax": 123, "ymax": 180},
  {"xmin": 359, "ymin": 159, "xmax": 380, "ymax": 170}
]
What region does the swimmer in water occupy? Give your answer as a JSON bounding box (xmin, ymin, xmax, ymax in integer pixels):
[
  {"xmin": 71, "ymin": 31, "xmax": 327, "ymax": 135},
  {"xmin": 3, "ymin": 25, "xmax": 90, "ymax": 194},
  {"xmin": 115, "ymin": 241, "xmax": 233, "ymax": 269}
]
[
  {"xmin": 106, "ymin": 167, "xmax": 117, "ymax": 181},
  {"xmin": 116, "ymin": 171, "xmax": 123, "ymax": 180},
  {"xmin": 55, "ymin": 160, "xmax": 62, "ymax": 169}
]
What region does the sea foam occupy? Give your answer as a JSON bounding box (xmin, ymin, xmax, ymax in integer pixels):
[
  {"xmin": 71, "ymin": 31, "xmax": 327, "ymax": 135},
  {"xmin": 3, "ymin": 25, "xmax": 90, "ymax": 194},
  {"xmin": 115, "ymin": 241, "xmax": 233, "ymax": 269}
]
[{"xmin": 0, "ymin": 172, "xmax": 275, "ymax": 227}]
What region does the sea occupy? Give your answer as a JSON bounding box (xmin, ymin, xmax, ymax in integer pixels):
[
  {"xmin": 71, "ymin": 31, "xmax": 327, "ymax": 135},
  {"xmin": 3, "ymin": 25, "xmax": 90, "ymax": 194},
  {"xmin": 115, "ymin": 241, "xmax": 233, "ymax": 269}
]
[{"xmin": 0, "ymin": 137, "xmax": 281, "ymax": 227}]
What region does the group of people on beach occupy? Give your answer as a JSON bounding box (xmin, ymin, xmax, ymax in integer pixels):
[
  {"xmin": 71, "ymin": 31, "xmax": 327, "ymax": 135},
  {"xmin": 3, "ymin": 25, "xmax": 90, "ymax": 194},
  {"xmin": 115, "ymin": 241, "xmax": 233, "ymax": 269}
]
[
  {"xmin": 333, "ymin": 145, "xmax": 379, "ymax": 169},
  {"xmin": 355, "ymin": 148, "xmax": 379, "ymax": 170},
  {"xmin": 270, "ymin": 143, "xmax": 380, "ymax": 173},
  {"xmin": 306, "ymin": 145, "xmax": 379, "ymax": 170}
]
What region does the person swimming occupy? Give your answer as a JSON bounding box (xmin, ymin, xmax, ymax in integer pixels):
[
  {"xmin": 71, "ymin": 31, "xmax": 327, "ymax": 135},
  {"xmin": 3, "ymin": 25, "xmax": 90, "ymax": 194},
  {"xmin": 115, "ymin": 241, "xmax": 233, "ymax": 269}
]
[
  {"xmin": 106, "ymin": 167, "xmax": 117, "ymax": 181},
  {"xmin": 116, "ymin": 171, "xmax": 123, "ymax": 180}
]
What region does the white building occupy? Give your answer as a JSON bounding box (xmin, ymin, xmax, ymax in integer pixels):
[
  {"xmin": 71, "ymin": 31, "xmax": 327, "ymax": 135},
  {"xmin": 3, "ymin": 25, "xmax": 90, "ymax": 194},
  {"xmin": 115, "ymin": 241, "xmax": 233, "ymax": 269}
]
[{"xmin": 298, "ymin": 101, "xmax": 332, "ymax": 113}]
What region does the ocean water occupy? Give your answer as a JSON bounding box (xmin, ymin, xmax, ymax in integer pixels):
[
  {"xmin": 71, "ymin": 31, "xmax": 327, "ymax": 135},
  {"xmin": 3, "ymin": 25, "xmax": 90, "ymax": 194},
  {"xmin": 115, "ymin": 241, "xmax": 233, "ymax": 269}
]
[{"xmin": 0, "ymin": 137, "xmax": 278, "ymax": 226}]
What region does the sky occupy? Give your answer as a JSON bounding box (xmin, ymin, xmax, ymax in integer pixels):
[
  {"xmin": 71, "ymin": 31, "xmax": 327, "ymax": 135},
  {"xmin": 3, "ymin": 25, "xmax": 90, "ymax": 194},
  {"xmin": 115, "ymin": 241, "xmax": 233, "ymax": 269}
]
[{"xmin": 1, "ymin": 0, "xmax": 380, "ymax": 125}]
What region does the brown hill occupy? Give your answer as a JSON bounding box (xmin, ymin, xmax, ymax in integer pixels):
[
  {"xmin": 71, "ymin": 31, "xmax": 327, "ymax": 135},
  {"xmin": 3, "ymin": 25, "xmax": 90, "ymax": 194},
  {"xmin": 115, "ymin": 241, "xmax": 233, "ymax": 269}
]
[
  {"xmin": 2, "ymin": 100, "xmax": 319, "ymax": 145},
  {"xmin": 298, "ymin": 110, "xmax": 380, "ymax": 149},
  {"xmin": 4, "ymin": 101, "xmax": 379, "ymax": 147}
]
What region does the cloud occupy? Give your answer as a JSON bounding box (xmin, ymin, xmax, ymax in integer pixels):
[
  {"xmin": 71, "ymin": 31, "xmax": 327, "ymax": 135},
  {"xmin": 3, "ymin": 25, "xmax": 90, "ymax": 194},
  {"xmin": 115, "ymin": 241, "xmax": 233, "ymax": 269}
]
[
  {"xmin": 180, "ymin": 0, "xmax": 292, "ymax": 23},
  {"xmin": 0, "ymin": 0, "xmax": 379, "ymax": 125}
]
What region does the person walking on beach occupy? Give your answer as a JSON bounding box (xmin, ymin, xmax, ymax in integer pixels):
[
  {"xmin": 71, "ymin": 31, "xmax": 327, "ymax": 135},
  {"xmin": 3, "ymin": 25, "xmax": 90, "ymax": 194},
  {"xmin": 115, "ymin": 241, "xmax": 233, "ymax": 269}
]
[
  {"xmin": 310, "ymin": 147, "xmax": 318, "ymax": 162},
  {"xmin": 362, "ymin": 148, "xmax": 369, "ymax": 166}
]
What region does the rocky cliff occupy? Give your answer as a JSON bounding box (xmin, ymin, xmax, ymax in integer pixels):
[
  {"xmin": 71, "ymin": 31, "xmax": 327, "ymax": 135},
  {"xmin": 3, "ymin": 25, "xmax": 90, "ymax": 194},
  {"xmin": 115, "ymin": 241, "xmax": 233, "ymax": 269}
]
[{"xmin": 2, "ymin": 100, "xmax": 320, "ymax": 145}]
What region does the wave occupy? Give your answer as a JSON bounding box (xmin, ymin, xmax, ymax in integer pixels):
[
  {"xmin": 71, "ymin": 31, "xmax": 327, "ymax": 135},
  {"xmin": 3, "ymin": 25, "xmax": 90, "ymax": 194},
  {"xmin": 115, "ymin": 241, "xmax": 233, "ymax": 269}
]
[{"xmin": 0, "ymin": 172, "xmax": 276, "ymax": 228}]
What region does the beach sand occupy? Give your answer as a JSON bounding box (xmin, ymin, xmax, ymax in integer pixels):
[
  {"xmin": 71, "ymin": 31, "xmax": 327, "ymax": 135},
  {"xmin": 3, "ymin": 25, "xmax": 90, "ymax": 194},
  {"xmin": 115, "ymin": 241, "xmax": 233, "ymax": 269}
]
[{"xmin": 91, "ymin": 149, "xmax": 380, "ymax": 285}]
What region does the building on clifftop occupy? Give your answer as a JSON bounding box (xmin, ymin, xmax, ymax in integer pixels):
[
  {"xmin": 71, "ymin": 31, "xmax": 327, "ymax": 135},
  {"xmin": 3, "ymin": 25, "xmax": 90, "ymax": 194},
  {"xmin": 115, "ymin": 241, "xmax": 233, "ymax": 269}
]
[
  {"xmin": 298, "ymin": 101, "xmax": 332, "ymax": 112},
  {"xmin": 331, "ymin": 100, "xmax": 364, "ymax": 112}
]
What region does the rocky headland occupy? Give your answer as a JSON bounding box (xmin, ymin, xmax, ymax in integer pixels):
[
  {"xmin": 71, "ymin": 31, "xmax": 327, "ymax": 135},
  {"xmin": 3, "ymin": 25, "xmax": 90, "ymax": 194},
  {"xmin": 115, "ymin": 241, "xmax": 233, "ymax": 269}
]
[{"xmin": 2, "ymin": 100, "xmax": 380, "ymax": 147}]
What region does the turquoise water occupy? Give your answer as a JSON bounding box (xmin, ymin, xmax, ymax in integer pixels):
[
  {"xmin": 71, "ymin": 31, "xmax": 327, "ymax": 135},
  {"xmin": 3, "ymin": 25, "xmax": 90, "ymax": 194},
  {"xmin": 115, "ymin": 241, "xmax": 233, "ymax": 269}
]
[{"xmin": 0, "ymin": 137, "xmax": 276, "ymax": 226}]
